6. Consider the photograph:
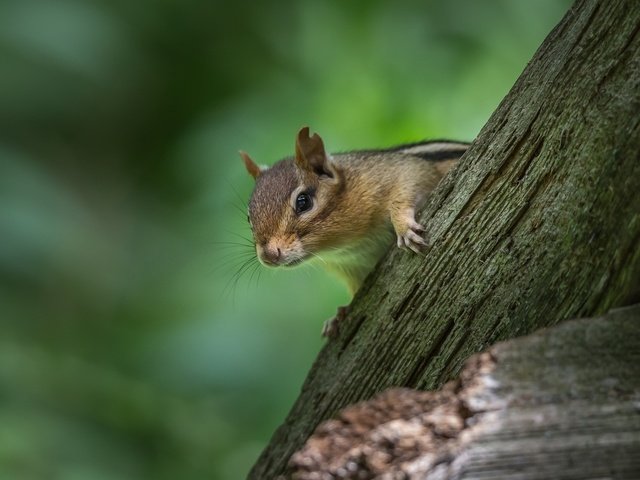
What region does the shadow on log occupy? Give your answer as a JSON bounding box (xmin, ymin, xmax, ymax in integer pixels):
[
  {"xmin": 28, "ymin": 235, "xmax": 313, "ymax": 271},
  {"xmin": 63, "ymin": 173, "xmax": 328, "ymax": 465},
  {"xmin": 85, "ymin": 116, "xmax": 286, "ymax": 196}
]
[{"xmin": 289, "ymin": 305, "xmax": 640, "ymax": 479}]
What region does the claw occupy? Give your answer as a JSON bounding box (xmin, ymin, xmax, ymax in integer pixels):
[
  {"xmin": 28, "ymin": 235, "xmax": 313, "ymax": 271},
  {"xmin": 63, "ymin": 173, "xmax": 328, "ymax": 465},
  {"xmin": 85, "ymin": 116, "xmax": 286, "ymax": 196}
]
[
  {"xmin": 321, "ymin": 305, "xmax": 350, "ymax": 338},
  {"xmin": 396, "ymin": 223, "xmax": 428, "ymax": 254},
  {"xmin": 321, "ymin": 318, "xmax": 337, "ymax": 337},
  {"xmin": 392, "ymin": 208, "xmax": 428, "ymax": 255},
  {"xmin": 409, "ymin": 220, "xmax": 425, "ymax": 233}
]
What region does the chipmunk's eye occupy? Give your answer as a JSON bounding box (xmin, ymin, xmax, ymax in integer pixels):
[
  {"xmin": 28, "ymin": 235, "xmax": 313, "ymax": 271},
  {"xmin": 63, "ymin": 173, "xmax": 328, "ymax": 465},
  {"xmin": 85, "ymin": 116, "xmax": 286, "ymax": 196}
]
[{"xmin": 295, "ymin": 192, "xmax": 312, "ymax": 214}]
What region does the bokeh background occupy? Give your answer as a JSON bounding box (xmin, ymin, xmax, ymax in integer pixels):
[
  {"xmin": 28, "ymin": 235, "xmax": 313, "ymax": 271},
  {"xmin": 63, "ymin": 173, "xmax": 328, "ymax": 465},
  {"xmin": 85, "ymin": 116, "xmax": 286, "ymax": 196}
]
[{"xmin": 0, "ymin": 1, "xmax": 572, "ymax": 478}]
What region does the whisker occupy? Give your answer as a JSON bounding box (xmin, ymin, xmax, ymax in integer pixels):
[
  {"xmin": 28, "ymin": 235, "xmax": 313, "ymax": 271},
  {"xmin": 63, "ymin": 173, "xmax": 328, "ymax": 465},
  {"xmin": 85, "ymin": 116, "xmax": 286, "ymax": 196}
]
[
  {"xmin": 308, "ymin": 251, "xmax": 328, "ymax": 265},
  {"xmin": 211, "ymin": 244, "xmax": 254, "ymax": 254},
  {"xmin": 231, "ymin": 256, "xmax": 258, "ymax": 286},
  {"xmin": 222, "ymin": 257, "xmax": 256, "ymax": 304},
  {"xmin": 229, "ymin": 183, "xmax": 248, "ymax": 209},
  {"xmin": 212, "ymin": 262, "xmax": 248, "ymax": 279},
  {"xmin": 247, "ymin": 261, "xmax": 262, "ymax": 288},
  {"xmin": 230, "ymin": 201, "xmax": 247, "ymax": 219},
  {"xmin": 211, "ymin": 253, "xmax": 256, "ymax": 275},
  {"xmin": 255, "ymin": 265, "xmax": 264, "ymax": 289},
  {"xmin": 225, "ymin": 230, "xmax": 254, "ymax": 245},
  {"xmin": 210, "ymin": 240, "xmax": 253, "ymax": 247},
  {"xmin": 215, "ymin": 250, "xmax": 255, "ymax": 262},
  {"xmin": 214, "ymin": 246, "xmax": 254, "ymax": 256},
  {"xmin": 229, "ymin": 257, "xmax": 259, "ymax": 301}
]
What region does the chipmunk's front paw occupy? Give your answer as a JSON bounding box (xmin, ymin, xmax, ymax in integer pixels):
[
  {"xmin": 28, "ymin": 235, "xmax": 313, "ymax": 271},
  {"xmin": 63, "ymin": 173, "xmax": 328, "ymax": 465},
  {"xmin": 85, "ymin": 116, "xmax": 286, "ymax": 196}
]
[
  {"xmin": 395, "ymin": 217, "xmax": 427, "ymax": 254},
  {"xmin": 321, "ymin": 305, "xmax": 350, "ymax": 338}
]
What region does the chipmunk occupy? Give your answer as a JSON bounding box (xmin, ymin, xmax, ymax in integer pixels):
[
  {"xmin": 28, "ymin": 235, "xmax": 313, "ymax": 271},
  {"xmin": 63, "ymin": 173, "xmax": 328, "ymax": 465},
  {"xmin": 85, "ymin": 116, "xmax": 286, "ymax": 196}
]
[{"xmin": 241, "ymin": 127, "xmax": 468, "ymax": 337}]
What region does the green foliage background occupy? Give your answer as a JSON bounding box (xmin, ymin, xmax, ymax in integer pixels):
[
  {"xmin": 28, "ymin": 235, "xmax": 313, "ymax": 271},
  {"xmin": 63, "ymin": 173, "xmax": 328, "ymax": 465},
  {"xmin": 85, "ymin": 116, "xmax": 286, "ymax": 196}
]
[{"xmin": 0, "ymin": 1, "xmax": 571, "ymax": 478}]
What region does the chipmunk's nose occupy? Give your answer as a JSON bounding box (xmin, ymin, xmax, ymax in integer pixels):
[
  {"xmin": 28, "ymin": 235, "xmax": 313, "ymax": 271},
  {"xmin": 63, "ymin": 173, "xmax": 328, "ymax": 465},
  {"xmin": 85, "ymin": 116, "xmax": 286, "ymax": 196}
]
[{"xmin": 258, "ymin": 242, "xmax": 281, "ymax": 266}]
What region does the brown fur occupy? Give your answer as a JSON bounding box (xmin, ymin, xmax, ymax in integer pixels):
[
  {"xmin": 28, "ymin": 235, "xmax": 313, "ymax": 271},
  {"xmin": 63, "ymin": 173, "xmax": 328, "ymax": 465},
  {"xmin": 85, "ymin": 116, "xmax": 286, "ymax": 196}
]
[{"xmin": 243, "ymin": 128, "xmax": 467, "ymax": 294}]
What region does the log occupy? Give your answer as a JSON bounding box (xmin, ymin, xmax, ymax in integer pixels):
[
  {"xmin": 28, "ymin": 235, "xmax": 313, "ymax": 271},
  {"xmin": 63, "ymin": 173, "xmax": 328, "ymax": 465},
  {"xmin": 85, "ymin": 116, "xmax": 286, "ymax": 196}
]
[{"xmin": 289, "ymin": 305, "xmax": 640, "ymax": 479}]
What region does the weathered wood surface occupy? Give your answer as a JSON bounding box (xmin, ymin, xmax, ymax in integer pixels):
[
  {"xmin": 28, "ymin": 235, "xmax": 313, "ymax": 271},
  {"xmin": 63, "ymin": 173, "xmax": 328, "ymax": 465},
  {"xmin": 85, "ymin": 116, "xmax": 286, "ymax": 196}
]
[
  {"xmin": 250, "ymin": 1, "xmax": 640, "ymax": 477},
  {"xmin": 289, "ymin": 305, "xmax": 640, "ymax": 479}
]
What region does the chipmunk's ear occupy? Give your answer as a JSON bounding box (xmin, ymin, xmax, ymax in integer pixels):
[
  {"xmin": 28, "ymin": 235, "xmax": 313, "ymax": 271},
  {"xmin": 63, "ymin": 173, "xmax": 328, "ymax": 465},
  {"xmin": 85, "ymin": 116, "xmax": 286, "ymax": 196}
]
[
  {"xmin": 295, "ymin": 126, "xmax": 339, "ymax": 179},
  {"xmin": 239, "ymin": 151, "xmax": 265, "ymax": 180}
]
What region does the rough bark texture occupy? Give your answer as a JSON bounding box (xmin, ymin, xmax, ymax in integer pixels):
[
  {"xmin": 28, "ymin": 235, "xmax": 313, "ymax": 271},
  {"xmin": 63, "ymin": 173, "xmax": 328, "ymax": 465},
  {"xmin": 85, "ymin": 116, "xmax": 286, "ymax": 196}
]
[
  {"xmin": 250, "ymin": 0, "xmax": 640, "ymax": 477},
  {"xmin": 289, "ymin": 305, "xmax": 640, "ymax": 479}
]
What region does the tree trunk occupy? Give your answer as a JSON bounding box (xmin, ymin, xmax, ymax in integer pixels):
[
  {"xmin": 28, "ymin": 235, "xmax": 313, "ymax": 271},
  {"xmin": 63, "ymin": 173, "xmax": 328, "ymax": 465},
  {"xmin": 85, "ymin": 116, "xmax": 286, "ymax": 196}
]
[{"xmin": 250, "ymin": 0, "xmax": 640, "ymax": 477}]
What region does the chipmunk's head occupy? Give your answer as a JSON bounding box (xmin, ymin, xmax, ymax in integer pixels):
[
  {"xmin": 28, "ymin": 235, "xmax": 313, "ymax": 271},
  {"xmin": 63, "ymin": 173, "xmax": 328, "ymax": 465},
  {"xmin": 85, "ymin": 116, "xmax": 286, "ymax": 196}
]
[{"xmin": 242, "ymin": 127, "xmax": 345, "ymax": 268}]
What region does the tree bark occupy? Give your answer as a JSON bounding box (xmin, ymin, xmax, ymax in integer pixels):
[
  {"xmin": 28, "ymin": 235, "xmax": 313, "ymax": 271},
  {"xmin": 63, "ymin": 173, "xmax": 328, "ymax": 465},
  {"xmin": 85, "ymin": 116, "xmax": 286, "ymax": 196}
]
[
  {"xmin": 289, "ymin": 305, "xmax": 640, "ymax": 479},
  {"xmin": 250, "ymin": 0, "xmax": 640, "ymax": 477}
]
